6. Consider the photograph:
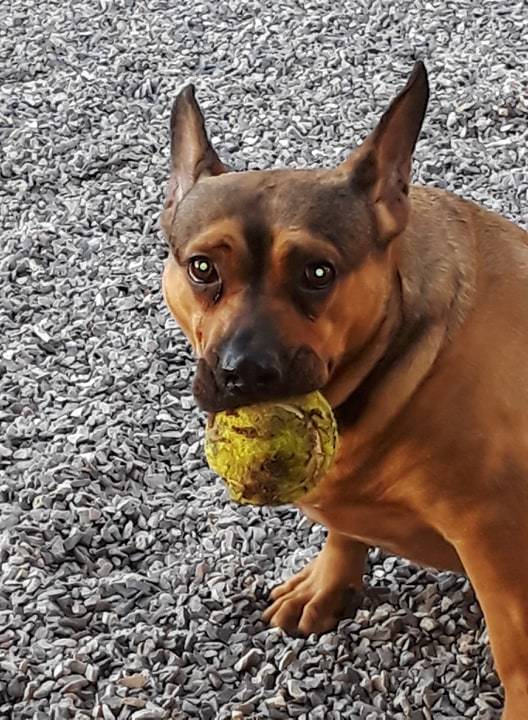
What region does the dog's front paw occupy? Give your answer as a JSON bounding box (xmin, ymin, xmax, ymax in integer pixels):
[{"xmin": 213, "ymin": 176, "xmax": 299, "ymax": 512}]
[{"xmin": 262, "ymin": 558, "xmax": 356, "ymax": 636}]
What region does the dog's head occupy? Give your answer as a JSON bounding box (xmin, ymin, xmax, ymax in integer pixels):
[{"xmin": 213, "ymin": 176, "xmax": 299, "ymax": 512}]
[{"xmin": 161, "ymin": 63, "xmax": 429, "ymax": 412}]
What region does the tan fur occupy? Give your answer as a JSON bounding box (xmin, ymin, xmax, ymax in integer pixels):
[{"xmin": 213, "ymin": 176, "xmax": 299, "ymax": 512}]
[{"xmin": 161, "ymin": 66, "xmax": 528, "ymax": 718}]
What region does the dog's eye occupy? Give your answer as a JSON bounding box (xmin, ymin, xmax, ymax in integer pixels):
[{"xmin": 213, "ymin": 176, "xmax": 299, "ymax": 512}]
[
  {"xmin": 303, "ymin": 262, "xmax": 335, "ymax": 290},
  {"xmin": 188, "ymin": 256, "xmax": 218, "ymax": 284}
]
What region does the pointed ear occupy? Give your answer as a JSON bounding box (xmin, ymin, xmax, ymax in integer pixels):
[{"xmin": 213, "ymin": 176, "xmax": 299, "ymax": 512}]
[
  {"xmin": 165, "ymin": 84, "xmax": 228, "ymax": 211},
  {"xmin": 344, "ymin": 61, "xmax": 429, "ymax": 243}
]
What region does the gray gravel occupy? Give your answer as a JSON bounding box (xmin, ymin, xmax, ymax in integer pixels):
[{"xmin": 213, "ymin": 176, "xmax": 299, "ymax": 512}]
[{"xmin": 1, "ymin": 0, "xmax": 527, "ymax": 718}]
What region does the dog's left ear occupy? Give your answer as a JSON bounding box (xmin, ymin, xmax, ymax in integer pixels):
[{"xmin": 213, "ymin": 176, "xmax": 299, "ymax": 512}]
[
  {"xmin": 343, "ymin": 61, "xmax": 429, "ymax": 244},
  {"xmin": 165, "ymin": 84, "xmax": 228, "ymax": 210}
]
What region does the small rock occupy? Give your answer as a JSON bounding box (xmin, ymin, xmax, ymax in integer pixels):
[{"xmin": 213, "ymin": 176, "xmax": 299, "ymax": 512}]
[
  {"xmin": 234, "ymin": 648, "xmax": 264, "ymax": 673},
  {"xmin": 420, "ymin": 617, "xmax": 438, "ymax": 633},
  {"xmin": 278, "ymin": 648, "xmax": 296, "ymax": 671},
  {"xmin": 130, "ymin": 707, "xmax": 165, "ymax": 720},
  {"xmin": 61, "ymin": 675, "xmax": 88, "ymax": 693},
  {"xmin": 123, "ymin": 698, "xmax": 147, "ymax": 709},
  {"xmin": 287, "ymin": 679, "xmax": 305, "ymax": 700},
  {"xmin": 32, "ymin": 680, "xmax": 55, "ymax": 699},
  {"xmin": 119, "ymin": 672, "xmax": 149, "ymax": 689}
]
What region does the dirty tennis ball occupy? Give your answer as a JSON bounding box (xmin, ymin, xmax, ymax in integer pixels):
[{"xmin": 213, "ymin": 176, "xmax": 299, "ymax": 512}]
[{"xmin": 205, "ymin": 391, "xmax": 338, "ymax": 506}]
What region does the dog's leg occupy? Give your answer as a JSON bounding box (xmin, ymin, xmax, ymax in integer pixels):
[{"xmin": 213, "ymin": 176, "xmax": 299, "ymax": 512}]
[
  {"xmin": 263, "ymin": 531, "xmax": 367, "ymax": 635},
  {"xmin": 454, "ymin": 518, "xmax": 528, "ymax": 719}
]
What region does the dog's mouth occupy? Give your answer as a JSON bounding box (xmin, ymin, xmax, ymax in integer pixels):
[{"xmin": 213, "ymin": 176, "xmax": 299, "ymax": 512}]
[{"xmin": 192, "ymin": 347, "xmax": 329, "ymax": 413}]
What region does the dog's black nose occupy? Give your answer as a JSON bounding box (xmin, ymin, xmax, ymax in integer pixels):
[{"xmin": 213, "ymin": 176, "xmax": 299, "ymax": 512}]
[
  {"xmin": 219, "ymin": 351, "xmax": 282, "ymax": 394},
  {"xmin": 216, "ymin": 331, "xmax": 283, "ymax": 397}
]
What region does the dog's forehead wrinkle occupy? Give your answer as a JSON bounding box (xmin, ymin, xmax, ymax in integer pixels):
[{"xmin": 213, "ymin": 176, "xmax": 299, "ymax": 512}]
[
  {"xmin": 192, "ymin": 167, "xmax": 340, "ymax": 208},
  {"xmin": 171, "ymin": 168, "xmax": 374, "ymax": 271}
]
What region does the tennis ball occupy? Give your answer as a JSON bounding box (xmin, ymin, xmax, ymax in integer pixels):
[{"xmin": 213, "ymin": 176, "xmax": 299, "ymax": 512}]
[{"xmin": 204, "ymin": 391, "xmax": 338, "ymax": 506}]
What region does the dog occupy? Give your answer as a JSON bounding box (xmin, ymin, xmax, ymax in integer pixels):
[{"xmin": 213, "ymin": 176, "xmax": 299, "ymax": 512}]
[{"xmin": 160, "ymin": 62, "xmax": 528, "ymax": 719}]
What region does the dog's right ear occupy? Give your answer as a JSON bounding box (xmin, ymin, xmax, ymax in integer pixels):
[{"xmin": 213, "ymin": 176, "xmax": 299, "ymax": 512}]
[{"xmin": 165, "ymin": 85, "xmax": 228, "ymax": 212}]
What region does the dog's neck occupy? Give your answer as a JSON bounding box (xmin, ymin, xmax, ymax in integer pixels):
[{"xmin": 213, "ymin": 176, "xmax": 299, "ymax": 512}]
[
  {"xmin": 333, "ymin": 270, "xmax": 432, "ymax": 432},
  {"xmin": 324, "ymin": 267, "xmax": 404, "ymax": 413},
  {"xmin": 327, "ymin": 192, "xmax": 478, "ymax": 441}
]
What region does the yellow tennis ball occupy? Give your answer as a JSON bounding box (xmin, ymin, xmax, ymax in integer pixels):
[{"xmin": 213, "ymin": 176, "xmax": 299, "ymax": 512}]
[{"xmin": 204, "ymin": 391, "xmax": 338, "ymax": 506}]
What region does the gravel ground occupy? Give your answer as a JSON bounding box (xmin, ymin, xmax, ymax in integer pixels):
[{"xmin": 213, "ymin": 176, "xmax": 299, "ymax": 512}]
[{"xmin": 1, "ymin": 1, "xmax": 527, "ymax": 719}]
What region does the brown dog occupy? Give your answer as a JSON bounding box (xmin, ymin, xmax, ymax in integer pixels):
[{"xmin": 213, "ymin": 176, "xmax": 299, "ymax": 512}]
[{"xmin": 160, "ymin": 62, "xmax": 528, "ymax": 719}]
